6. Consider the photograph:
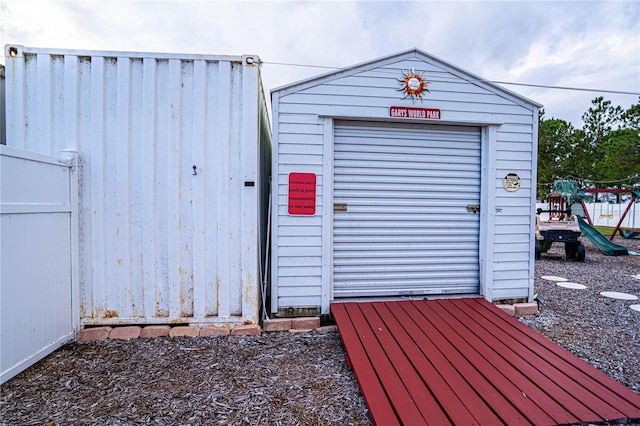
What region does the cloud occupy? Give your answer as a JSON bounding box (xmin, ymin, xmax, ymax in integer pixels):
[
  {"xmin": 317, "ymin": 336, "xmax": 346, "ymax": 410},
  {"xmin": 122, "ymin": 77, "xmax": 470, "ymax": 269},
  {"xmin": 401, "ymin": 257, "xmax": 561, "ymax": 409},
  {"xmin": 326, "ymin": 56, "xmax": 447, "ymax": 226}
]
[
  {"xmin": 0, "ymin": 0, "xmax": 638, "ymax": 126},
  {"xmin": 500, "ymin": 1, "xmax": 640, "ymax": 123}
]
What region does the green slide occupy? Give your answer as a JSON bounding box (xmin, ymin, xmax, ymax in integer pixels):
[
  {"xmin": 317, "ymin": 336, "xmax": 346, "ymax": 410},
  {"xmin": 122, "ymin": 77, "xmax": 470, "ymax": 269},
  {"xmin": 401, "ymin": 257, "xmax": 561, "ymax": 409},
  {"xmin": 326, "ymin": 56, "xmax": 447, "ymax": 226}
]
[{"xmin": 576, "ymin": 216, "xmax": 628, "ymax": 256}]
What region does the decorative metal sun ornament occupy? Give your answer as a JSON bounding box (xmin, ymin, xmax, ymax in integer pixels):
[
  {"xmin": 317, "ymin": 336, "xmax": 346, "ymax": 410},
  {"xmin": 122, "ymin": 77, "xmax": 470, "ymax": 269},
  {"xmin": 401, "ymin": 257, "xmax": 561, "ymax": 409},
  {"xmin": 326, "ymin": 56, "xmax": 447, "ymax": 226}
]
[{"xmin": 397, "ymin": 69, "xmax": 430, "ymax": 102}]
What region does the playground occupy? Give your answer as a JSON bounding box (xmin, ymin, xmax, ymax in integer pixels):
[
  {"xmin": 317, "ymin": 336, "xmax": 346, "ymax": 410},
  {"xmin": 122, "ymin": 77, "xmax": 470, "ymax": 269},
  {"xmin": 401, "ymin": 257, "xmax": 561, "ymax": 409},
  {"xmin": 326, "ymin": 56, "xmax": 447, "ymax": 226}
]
[{"xmin": 535, "ymin": 181, "xmax": 639, "ymax": 261}]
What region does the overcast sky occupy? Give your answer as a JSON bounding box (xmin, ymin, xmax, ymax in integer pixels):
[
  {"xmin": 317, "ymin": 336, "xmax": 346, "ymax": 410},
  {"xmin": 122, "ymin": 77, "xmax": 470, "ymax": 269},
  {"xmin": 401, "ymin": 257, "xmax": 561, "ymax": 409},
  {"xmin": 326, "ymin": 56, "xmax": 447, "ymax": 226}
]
[{"xmin": 1, "ymin": 0, "xmax": 638, "ymax": 126}]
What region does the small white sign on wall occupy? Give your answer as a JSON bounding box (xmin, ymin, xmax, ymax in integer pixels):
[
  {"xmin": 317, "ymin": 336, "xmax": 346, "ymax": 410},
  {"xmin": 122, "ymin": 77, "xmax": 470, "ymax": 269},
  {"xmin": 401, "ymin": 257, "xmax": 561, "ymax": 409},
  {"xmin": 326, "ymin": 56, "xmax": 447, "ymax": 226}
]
[{"xmin": 503, "ymin": 173, "xmax": 521, "ymax": 192}]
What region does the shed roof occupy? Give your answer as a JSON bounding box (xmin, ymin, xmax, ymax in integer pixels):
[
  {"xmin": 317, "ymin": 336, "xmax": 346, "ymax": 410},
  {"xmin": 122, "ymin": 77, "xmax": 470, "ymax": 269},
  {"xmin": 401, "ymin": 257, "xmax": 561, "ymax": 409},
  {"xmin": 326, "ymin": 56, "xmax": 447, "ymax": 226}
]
[{"xmin": 271, "ymin": 47, "xmax": 542, "ymax": 109}]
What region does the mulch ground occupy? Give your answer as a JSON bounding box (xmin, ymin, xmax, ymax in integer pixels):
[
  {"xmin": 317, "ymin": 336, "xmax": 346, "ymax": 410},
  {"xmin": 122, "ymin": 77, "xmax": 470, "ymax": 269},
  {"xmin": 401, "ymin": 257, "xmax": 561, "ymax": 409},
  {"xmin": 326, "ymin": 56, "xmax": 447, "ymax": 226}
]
[
  {"xmin": 1, "ymin": 333, "xmax": 370, "ymax": 425},
  {"xmin": 1, "ymin": 236, "xmax": 639, "ymax": 425}
]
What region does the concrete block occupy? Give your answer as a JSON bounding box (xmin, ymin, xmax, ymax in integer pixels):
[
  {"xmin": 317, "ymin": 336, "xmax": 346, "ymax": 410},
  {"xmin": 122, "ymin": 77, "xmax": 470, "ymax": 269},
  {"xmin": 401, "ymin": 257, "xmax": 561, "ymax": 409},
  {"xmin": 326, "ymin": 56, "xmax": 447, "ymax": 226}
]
[
  {"xmin": 263, "ymin": 318, "xmax": 292, "ymax": 332},
  {"xmin": 200, "ymin": 325, "xmax": 230, "ymax": 337},
  {"xmin": 495, "ymin": 304, "xmax": 516, "ymax": 316},
  {"xmin": 289, "ymin": 328, "xmax": 313, "ymax": 334},
  {"xmin": 514, "ymin": 302, "xmax": 540, "ymax": 318},
  {"xmin": 291, "ymin": 317, "xmax": 321, "ymax": 330},
  {"xmin": 169, "ymin": 326, "xmax": 201, "ymax": 337},
  {"xmin": 109, "ymin": 326, "xmax": 141, "ymax": 340},
  {"xmin": 77, "ymin": 326, "xmax": 113, "ymax": 342},
  {"xmin": 140, "ymin": 325, "xmax": 171, "ymax": 338},
  {"xmin": 316, "ymin": 325, "xmax": 339, "ymax": 333},
  {"xmin": 231, "ymin": 324, "xmax": 261, "ymax": 336}
]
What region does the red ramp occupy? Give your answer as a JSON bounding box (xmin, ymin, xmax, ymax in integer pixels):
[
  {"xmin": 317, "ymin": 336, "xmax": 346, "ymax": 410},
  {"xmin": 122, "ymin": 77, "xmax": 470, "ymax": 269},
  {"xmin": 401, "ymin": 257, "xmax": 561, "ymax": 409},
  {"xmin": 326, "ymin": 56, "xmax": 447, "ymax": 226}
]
[{"xmin": 331, "ymin": 298, "xmax": 640, "ymax": 425}]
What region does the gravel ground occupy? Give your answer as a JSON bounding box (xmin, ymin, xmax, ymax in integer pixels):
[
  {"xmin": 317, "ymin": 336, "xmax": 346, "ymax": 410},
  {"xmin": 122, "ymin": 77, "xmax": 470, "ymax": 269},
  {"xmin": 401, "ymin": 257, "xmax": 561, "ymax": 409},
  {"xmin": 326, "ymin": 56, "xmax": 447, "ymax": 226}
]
[
  {"xmin": 523, "ymin": 235, "xmax": 640, "ymax": 395},
  {"xmin": 1, "ymin": 236, "xmax": 639, "ymax": 425}
]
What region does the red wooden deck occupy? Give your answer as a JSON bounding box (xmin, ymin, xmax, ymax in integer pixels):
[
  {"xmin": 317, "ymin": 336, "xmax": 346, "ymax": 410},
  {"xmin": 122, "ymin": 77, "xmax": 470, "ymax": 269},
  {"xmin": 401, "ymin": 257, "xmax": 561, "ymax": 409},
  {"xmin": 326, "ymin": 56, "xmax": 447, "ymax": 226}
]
[{"xmin": 331, "ymin": 298, "xmax": 640, "ymax": 425}]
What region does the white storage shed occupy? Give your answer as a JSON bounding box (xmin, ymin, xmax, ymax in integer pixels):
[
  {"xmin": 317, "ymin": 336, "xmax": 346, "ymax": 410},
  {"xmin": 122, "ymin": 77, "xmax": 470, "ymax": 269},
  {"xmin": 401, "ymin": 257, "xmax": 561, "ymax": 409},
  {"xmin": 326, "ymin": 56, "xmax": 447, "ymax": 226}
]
[
  {"xmin": 270, "ymin": 48, "xmax": 541, "ymax": 317},
  {"xmin": 4, "ymin": 45, "xmax": 271, "ymax": 327}
]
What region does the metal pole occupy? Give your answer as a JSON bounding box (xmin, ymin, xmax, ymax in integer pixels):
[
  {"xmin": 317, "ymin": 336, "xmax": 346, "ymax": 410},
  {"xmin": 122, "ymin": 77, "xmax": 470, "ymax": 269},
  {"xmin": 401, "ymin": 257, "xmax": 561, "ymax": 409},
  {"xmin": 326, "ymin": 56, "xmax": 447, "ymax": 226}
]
[{"xmin": 609, "ymin": 193, "xmax": 637, "ymax": 241}]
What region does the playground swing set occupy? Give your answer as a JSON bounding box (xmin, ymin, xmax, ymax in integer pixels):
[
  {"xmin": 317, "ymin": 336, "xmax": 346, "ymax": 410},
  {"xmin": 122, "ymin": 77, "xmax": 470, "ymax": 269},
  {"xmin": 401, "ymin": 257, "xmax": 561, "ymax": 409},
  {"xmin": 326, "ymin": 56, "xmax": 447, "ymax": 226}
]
[
  {"xmin": 535, "ymin": 180, "xmax": 639, "ymax": 261},
  {"xmin": 579, "ymin": 188, "xmax": 640, "ymax": 240}
]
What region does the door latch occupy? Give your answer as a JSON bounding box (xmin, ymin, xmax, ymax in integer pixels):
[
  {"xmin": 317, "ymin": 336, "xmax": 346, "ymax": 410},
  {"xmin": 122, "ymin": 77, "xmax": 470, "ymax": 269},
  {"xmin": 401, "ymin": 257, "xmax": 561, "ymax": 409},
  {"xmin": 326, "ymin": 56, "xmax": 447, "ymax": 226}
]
[
  {"xmin": 334, "ymin": 203, "xmax": 347, "ymax": 212},
  {"xmin": 467, "ymin": 204, "xmax": 480, "ymax": 214}
]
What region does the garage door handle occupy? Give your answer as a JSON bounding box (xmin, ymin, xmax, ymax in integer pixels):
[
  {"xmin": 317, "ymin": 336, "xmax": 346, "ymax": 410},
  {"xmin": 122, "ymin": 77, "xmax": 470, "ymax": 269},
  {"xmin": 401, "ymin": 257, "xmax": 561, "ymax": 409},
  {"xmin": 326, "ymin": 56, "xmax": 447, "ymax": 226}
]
[
  {"xmin": 334, "ymin": 203, "xmax": 347, "ymax": 212},
  {"xmin": 467, "ymin": 204, "xmax": 480, "ymax": 213}
]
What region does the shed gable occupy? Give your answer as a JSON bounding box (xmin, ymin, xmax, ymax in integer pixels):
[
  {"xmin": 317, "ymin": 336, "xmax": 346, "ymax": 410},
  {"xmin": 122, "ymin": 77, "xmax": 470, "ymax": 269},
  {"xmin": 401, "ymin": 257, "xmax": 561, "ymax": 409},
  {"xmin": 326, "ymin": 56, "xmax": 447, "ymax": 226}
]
[{"xmin": 273, "ymin": 48, "xmax": 539, "ymax": 112}]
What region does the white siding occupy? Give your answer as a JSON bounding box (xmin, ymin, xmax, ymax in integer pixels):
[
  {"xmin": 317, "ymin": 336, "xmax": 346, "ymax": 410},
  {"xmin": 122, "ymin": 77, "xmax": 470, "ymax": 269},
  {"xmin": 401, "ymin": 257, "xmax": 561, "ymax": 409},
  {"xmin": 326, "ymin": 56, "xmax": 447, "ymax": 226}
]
[
  {"xmin": 5, "ymin": 45, "xmax": 271, "ymax": 326},
  {"xmin": 272, "ymin": 49, "xmax": 538, "ymax": 314}
]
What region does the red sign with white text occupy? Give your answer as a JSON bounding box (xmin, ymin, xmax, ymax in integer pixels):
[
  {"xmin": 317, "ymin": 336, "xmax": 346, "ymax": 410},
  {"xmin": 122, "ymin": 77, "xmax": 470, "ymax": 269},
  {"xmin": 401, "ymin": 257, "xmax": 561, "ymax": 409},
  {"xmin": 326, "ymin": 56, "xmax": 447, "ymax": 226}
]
[
  {"xmin": 390, "ymin": 106, "xmax": 441, "ymax": 120},
  {"xmin": 288, "ymin": 172, "xmax": 317, "ymax": 216}
]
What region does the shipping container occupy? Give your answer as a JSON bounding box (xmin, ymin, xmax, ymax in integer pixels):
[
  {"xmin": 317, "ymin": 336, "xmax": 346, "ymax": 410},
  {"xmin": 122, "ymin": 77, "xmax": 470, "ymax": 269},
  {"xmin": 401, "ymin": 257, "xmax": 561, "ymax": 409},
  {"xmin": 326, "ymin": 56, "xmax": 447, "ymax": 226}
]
[
  {"xmin": 270, "ymin": 48, "xmax": 541, "ymax": 316},
  {"xmin": 4, "ymin": 45, "xmax": 271, "ymax": 327}
]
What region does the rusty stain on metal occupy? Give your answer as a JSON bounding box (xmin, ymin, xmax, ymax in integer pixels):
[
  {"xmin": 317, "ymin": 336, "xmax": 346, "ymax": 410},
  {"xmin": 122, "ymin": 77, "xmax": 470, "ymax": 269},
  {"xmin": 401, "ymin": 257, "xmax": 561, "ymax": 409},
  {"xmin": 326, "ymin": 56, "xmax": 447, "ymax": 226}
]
[
  {"xmin": 155, "ymin": 298, "xmax": 169, "ymax": 318},
  {"xmin": 102, "ymin": 310, "xmax": 119, "ymax": 319},
  {"xmin": 242, "ymin": 272, "xmax": 256, "ymax": 320},
  {"xmin": 180, "ymin": 286, "xmax": 186, "ymax": 318},
  {"xmin": 216, "ymin": 277, "xmax": 221, "ymax": 313}
]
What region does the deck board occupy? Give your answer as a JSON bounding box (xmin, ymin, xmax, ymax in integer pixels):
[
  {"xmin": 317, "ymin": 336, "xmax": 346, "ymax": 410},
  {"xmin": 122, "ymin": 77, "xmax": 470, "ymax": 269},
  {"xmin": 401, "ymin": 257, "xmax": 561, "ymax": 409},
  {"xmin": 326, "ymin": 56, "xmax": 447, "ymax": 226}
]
[
  {"xmin": 455, "ymin": 299, "xmax": 629, "ymax": 420},
  {"xmin": 331, "ymin": 298, "xmax": 640, "ymax": 426},
  {"xmin": 444, "ymin": 301, "xmax": 601, "ymax": 422},
  {"xmin": 461, "ymin": 298, "xmax": 640, "ymax": 417},
  {"xmin": 371, "ymin": 302, "xmax": 489, "ymax": 425}
]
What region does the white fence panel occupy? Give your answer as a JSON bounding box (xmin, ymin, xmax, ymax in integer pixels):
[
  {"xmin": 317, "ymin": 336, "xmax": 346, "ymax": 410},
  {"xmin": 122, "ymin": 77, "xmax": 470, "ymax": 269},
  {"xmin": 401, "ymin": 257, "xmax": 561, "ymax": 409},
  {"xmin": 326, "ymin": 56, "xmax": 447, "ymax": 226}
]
[
  {"xmin": 1, "ymin": 146, "xmax": 78, "ymax": 384},
  {"xmin": 581, "ymin": 202, "xmax": 640, "ymax": 228}
]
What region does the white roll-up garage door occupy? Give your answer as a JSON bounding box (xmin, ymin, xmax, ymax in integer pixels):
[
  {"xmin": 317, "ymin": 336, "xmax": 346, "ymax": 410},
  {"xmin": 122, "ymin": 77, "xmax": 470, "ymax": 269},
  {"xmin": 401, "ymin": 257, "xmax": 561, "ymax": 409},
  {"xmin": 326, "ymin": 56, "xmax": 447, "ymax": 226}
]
[{"xmin": 333, "ymin": 121, "xmax": 481, "ymax": 298}]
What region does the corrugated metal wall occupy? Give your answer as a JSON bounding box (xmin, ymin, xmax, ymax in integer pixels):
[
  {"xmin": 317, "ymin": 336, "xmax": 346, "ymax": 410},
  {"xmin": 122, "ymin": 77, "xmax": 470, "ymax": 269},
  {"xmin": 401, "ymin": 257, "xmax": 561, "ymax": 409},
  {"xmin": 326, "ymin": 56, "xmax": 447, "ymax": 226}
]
[{"xmin": 4, "ymin": 45, "xmax": 271, "ymax": 326}]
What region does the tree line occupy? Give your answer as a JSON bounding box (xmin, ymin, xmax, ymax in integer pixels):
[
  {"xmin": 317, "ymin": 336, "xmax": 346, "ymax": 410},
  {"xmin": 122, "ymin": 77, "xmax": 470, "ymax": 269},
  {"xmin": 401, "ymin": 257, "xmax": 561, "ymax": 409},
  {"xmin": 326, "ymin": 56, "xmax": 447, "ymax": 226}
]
[{"xmin": 537, "ymin": 97, "xmax": 640, "ymax": 200}]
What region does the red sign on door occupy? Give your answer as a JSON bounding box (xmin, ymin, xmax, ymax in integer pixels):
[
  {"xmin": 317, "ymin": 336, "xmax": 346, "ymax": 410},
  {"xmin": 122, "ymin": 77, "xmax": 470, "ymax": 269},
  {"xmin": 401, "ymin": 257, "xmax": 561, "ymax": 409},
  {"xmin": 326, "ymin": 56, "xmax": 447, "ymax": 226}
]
[{"xmin": 288, "ymin": 172, "xmax": 317, "ymax": 216}]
